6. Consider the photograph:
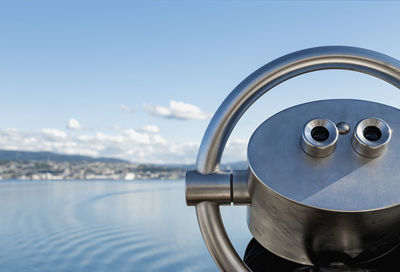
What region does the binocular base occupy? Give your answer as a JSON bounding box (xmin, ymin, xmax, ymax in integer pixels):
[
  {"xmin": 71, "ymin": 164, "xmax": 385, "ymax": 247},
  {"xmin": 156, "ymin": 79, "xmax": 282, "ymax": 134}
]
[{"xmin": 244, "ymin": 238, "xmax": 399, "ymax": 272}]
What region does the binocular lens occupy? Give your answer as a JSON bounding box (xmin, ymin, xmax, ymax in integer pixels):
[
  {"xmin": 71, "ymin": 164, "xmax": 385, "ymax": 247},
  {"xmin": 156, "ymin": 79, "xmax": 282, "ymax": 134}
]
[
  {"xmin": 363, "ymin": 126, "xmax": 382, "ymax": 142},
  {"xmin": 311, "ymin": 126, "xmax": 330, "ymax": 142}
]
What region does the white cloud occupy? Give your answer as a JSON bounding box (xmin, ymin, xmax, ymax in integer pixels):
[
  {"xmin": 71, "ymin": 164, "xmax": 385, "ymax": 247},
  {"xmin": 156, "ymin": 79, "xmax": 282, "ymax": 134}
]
[
  {"xmin": 67, "ymin": 118, "xmax": 83, "ymax": 130},
  {"xmin": 0, "ymin": 128, "xmax": 247, "ymax": 164},
  {"xmin": 41, "ymin": 128, "xmax": 67, "ymax": 140},
  {"xmin": 76, "ymin": 134, "xmax": 94, "ymax": 141},
  {"xmin": 120, "ymin": 104, "xmax": 134, "ymax": 113},
  {"xmin": 140, "ymin": 125, "xmax": 160, "ymax": 133},
  {"xmin": 223, "ymin": 139, "xmax": 247, "ymax": 161},
  {"xmin": 123, "ymin": 129, "xmax": 151, "ymax": 144},
  {"xmin": 153, "ymin": 134, "xmax": 167, "ymax": 144},
  {"xmin": 144, "ymin": 100, "xmax": 210, "ymax": 120},
  {"xmin": 95, "ymin": 132, "xmax": 125, "ymax": 143}
]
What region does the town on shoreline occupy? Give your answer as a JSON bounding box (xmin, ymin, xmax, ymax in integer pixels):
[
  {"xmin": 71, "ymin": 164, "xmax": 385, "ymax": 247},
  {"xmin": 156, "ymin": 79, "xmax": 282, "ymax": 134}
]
[
  {"xmin": 0, "ymin": 150, "xmax": 245, "ymax": 181},
  {"xmin": 0, "ymin": 160, "xmax": 187, "ymax": 181}
]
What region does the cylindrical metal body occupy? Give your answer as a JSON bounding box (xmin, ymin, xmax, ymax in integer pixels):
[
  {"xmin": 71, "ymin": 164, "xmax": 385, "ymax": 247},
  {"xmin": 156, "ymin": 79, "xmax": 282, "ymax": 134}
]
[
  {"xmin": 247, "ymin": 99, "xmax": 400, "ymax": 265},
  {"xmin": 249, "ymin": 178, "xmax": 400, "ymax": 266}
]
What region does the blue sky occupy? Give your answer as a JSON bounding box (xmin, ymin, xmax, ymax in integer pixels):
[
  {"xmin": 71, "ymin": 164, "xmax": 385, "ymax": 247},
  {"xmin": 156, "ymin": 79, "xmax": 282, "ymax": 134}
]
[{"xmin": 1, "ymin": 1, "xmax": 400, "ymax": 163}]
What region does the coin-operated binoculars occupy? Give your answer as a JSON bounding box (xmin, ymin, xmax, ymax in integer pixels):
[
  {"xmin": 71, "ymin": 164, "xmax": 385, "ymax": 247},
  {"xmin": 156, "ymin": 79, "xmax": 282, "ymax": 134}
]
[{"xmin": 186, "ymin": 46, "xmax": 400, "ymax": 271}]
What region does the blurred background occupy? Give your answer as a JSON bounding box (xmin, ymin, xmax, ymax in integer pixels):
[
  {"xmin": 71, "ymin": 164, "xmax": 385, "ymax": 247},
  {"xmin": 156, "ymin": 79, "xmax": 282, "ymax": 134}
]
[{"xmin": 0, "ymin": 1, "xmax": 400, "ymax": 271}]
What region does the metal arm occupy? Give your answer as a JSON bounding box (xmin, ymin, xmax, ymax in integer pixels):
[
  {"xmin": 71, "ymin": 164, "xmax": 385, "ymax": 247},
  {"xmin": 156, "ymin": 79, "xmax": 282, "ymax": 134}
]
[
  {"xmin": 196, "ymin": 202, "xmax": 249, "ymax": 271},
  {"xmin": 191, "ymin": 46, "xmax": 400, "ymax": 271}
]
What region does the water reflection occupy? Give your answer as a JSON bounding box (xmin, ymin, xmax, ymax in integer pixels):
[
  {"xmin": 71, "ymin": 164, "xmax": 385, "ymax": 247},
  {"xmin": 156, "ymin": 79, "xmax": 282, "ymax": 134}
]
[{"xmin": 0, "ymin": 180, "xmax": 251, "ymax": 271}]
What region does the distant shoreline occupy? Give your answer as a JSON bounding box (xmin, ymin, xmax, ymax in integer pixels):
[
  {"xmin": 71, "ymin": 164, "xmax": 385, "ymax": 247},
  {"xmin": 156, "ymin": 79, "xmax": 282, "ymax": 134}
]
[
  {"xmin": 0, "ymin": 160, "xmax": 187, "ymax": 181},
  {"xmin": 0, "ymin": 150, "xmax": 246, "ymax": 181},
  {"xmin": 0, "ymin": 179, "xmax": 185, "ymax": 182}
]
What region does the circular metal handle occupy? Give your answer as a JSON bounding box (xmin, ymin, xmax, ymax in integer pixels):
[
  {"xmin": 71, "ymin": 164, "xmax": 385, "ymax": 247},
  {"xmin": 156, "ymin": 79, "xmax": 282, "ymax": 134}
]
[{"xmin": 194, "ymin": 46, "xmax": 400, "ymax": 271}]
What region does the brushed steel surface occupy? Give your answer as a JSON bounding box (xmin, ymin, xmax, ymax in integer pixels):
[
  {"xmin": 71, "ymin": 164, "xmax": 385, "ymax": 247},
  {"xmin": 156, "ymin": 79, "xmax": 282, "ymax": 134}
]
[
  {"xmin": 190, "ymin": 46, "xmax": 400, "ymax": 271},
  {"xmin": 186, "ymin": 170, "xmax": 251, "ymax": 205},
  {"xmin": 232, "ymin": 170, "xmax": 251, "ymax": 205},
  {"xmin": 186, "ymin": 170, "xmax": 232, "ymax": 205},
  {"xmin": 247, "ymin": 99, "xmax": 400, "ymax": 265},
  {"xmin": 248, "ymin": 186, "xmax": 400, "ymax": 266},
  {"xmin": 248, "ymin": 99, "xmax": 400, "ymax": 211}
]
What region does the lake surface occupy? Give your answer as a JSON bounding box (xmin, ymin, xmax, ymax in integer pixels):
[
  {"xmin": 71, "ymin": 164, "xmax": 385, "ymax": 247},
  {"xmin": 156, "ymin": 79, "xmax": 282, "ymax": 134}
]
[{"xmin": 0, "ymin": 180, "xmax": 252, "ymax": 271}]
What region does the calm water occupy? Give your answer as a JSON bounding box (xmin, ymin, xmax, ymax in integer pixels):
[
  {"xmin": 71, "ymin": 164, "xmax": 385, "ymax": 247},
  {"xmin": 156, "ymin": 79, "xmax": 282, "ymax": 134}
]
[{"xmin": 0, "ymin": 180, "xmax": 251, "ymax": 271}]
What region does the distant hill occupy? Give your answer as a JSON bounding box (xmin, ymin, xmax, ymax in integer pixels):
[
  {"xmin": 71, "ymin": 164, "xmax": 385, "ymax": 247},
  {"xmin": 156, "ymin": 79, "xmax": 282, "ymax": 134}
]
[
  {"xmin": 0, "ymin": 150, "xmax": 127, "ymax": 163},
  {"xmin": 0, "ymin": 149, "xmax": 247, "ymax": 169}
]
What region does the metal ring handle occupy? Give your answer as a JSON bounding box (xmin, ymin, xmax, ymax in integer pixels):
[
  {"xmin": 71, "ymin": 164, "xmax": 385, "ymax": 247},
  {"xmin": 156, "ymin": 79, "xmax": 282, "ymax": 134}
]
[{"xmin": 194, "ymin": 46, "xmax": 400, "ymax": 271}]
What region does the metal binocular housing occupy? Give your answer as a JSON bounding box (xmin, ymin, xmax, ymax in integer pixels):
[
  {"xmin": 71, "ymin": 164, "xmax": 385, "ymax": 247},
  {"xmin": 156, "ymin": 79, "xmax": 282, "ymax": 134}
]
[{"xmin": 185, "ymin": 46, "xmax": 400, "ymax": 271}]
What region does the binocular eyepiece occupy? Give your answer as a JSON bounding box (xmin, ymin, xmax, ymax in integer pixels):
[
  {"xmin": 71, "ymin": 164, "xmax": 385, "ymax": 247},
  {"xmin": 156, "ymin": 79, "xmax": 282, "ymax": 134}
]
[
  {"xmin": 352, "ymin": 118, "xmax": 392, "ymax": 158},
  {"xmin": 301, "ymin": 117, "xmax": 391, "ymax": 158}
]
